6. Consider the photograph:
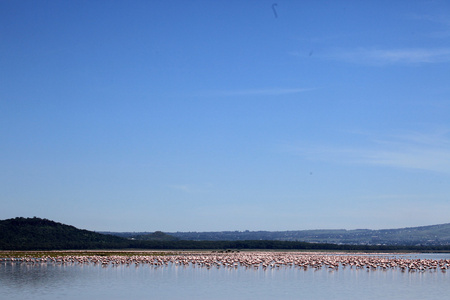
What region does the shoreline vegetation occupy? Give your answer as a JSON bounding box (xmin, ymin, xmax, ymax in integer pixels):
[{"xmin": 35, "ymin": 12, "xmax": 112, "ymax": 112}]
[{"xmin": 2, "ymin": 217, "xmax": 450, "ymax": 252}]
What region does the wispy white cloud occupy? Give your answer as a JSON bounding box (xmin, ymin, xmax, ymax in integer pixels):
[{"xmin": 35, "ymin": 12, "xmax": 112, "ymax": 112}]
[
  {"xmin": 358, "ymin": 193, "xmax": 446, "ymax": 201},
  {"xmin": 287, "ymin": 130, "xmax": 450, "ymax": 173},
  {"xmin": 199, "ymin": 87, "xmax": 314, "ymax": 97},
  {"xmin": 405, "ymin": 13, "xmax": 450, "ymax": 39},
  {"xmin": 168, "ymin": 184, "xmax": 191, "ymax": 192},
  {"xmin": 359, "ymin": 147, "xmax": 450, "ymax": 172},
  {"xmin": 406, "ymin": 13, "xmax": 450, "ymax": 27},
  {"xmin": 167, "ymin": 184, "xmax": 211, "ymax": 194},
  {"xmin": 329, "ymin": 47, "xmax": 450, "ymax": 65}
]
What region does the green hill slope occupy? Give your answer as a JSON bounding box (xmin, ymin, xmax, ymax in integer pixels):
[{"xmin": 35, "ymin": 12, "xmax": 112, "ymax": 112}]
[{"xmin": 0, "ymin": 217, "xmax": 131, "ymax": 250}]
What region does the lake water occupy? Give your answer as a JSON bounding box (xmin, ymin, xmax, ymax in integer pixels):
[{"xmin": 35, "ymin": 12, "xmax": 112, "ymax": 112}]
[{"xmin": 1, "ymin": 253, "xmax": 449, "ymax": 300}]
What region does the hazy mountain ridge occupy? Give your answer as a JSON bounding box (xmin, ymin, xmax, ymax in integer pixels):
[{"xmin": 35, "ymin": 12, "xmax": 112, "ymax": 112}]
[
  {"xmin": 171, "ymin": 224, "xmax": 450, "ymax": 245},
  {"xmin": 132, "ymin": 231, "xmax": 180, "ymax": 241},
  {"xmin": 107, "ymin": 223, "xmax": 450, "ymax": 246},
  {"xmin": 2, "ymin": 217, "xmax": 450, "ymax": 251}
]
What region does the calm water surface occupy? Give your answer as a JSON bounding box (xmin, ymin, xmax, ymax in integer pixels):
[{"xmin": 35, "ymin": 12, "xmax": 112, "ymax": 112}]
[{"xmin": 1, "ymin": 253, "xmax": 449, "ymax": 300}]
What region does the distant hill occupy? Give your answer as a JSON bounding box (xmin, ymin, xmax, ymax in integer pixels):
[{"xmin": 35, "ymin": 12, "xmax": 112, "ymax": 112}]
[
  {"xmin": 133, "ymin": 231, "xmax": 179, "ymax": 241},
  {"xmin": 99, "ymin": 231, "xmax": 179, "ymax": 241},
  {"xmin": 0, "ymin": 217, "xmax": 131, "ymax": 250},
  {"xmin": 2, "ymin": 217, "xmax": 450, "ymax": 251},
  {"xmin": 160, "ymin": 224, "xmax": 450, "ymax": 246}
]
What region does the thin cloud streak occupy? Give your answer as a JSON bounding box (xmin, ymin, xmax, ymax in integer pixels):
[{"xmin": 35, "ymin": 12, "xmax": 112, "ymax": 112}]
[
  {"xmin": 407, "ymin": 13, "xmax": 450, "ymax": 27},
  {"xmin": 199, "ymin": 88, "xmax": 315, "ymax": 97},
  {"xmin": 167, "ymin": 184, "xmax": 212, "ymax": 194},
  {"xmin": 288, "ymin": 131, "xmax": 450, "ymax": 173},
  {"xmin": 358, "ymin": 193, "xmax": 446, "ymax": 201},
  {"xmin": 329, "ymin": 47, "xmax": 450, "ymax": 65},
  {"xmin": 360, "ymin": 148, "xmax": 450, "ymax": 172}
]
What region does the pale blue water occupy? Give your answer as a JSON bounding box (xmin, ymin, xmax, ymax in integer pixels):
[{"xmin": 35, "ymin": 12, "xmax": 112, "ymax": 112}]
[{"xmin": 1, "ymin": 254, "xmax": 449, "ymax": 300}]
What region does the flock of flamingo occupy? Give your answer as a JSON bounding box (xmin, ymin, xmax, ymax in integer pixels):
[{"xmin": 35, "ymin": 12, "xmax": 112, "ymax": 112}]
[{"xmin": 2, "ymin": 252, "xmax": 449, "ymax": 272}]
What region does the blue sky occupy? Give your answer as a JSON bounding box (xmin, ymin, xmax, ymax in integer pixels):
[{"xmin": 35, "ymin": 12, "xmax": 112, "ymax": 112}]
[{"xmin": 1, "ymin": 0, "xmax": 450, "ymax": 232}]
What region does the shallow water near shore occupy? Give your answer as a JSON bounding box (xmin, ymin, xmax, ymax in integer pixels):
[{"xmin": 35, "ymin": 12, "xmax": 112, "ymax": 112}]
[{"xmin": 1, "ymin": 253, "xmax": 449, "ymax": 300}]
